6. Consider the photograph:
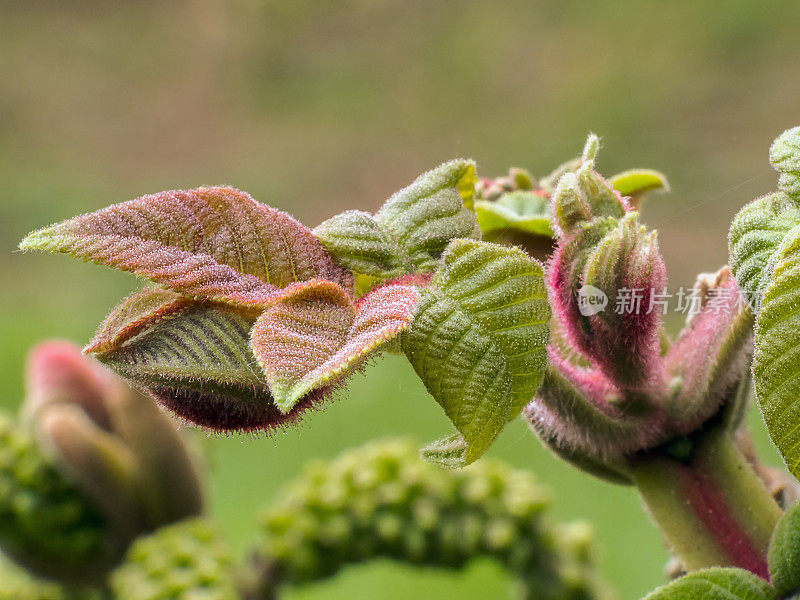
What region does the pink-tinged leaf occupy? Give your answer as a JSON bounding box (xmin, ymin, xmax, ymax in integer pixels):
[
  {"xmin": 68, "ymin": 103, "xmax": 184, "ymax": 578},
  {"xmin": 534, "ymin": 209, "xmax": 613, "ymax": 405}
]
[
  {"xmin": 20, "ymin": 186, "xmax": 354, "ymax": 306},
  {"xmin": 524, "ymin": 364, "xmax": 666, "ymax": 462},
  {"xmin": 252, "ymin": 280, "xmax": 420, "ymax": 413},
  {"xmin": 664, "ymin": 268, "xmax": 754, "ymax": 432},
  {"xmin": 90, "ymin": 299, "xmax": 331, "ymax": 433}
]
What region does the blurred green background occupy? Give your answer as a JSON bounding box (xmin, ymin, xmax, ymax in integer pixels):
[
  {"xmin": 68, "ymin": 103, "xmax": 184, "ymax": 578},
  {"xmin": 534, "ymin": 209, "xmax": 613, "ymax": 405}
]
[{"xmin": 1, "ymin": 1, "xmax": 798, "ymax": 598}]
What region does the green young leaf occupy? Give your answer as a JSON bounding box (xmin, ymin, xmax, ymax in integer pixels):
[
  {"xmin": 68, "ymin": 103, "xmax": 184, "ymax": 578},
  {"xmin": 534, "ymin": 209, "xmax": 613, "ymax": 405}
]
[
  {"xmin": 753, "ymin": 224, "xmax": 800, "ymax": 479},
  {"xmin": 768, "ymin": 501, "xmax": 800, "ymax": 596},
  {"xmin": 403, "ymin": 239, "xmax": 550, "ymax": 466},
  {"xmin": 770, "ymin": 126, "xmax": 800, "ymax": 202},
  {"xmin": 251, "ymin": 280, "xmax": 419, "ymax": 413},
  {"xmin": 728, "ymin": 192, "xmax": 800, "ymax": 299},
  {"xmin": 20, "ymin": 186, "xmax": 353, "ymax": 307},
  {"xmin": 474, "ymin": 191, "xmax": 553, "ymax": 237},
  {"xmin": 610, "ymin": 169, "xmax": 669, "ymax": 197},
  {"xmin": 641, "ymin": 568, "xmax": 775, "ymax": 600},
  {"xmin": 313, "ymin": 160, "xmax": 480, "ymax": 282}
]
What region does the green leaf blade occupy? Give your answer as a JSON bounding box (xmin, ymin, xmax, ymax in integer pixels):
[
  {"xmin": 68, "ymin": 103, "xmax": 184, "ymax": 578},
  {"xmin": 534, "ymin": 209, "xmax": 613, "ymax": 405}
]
[
  {"xmin": 728, "ymin": 192, "xmax": 800, "ymax": 298},
  {"xmin": 610, "ymin": 169, "xmax": 669, "ymax": 198},
  {"xmin": 768, "ymin": 501, "xmax": 800, "ymax": 597},
  {"xmin": 474, "ymin": 191, "xmax": 553, "ymax": 237},
  {"xmin": 641, "ymin": 568, "xmax": 775, "ymax": 600},
  {"xmin": 753, "ymin": 224, "xmax": 800, "ymax": 478},
  {"xmin": 315, "ymin": 160, "xmax": 480, "ymax": 283},
  {"xmin": 403, "ymin": 239, "xmax": 550, "ymax": 465}
]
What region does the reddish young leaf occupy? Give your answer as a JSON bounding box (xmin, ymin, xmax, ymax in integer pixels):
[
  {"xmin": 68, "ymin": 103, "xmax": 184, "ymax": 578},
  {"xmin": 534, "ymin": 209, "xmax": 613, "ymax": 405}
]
[
  {"xmin": 20, "ymin": 186, "xmax": 353, "ymax": 306},
  {"xmin": 665, "ymin": 268, "xmax": 754, "ymax": 433},
  {"xmin": 252, "ymin": 280, "xmax": 421, "ymax": 413}
]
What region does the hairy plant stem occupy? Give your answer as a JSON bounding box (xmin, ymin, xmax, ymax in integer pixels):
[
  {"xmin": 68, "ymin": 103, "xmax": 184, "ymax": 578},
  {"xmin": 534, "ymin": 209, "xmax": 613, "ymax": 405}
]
[{"xmin": 629, "ymin": 427, "xmax": 781, "ymax": 580}]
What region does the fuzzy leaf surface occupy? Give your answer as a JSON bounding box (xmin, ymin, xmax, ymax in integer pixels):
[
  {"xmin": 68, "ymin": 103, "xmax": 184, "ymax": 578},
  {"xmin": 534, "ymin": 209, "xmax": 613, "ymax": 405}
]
[
  {"xmin": 770, "ymin": 126, "xmax": 800, "ymax": 201},
  {"xmin": 91, "ymin": 302, "xmax": 315, "ymax": 432},
  {"xmin": 753, "ymin": 224, "xmax": 800, "ymax": 478},
  {"xmin": 20, "ymin": 186, "xmax": 353, "ymax": 306},
  {"xmin": 767, "ymin": 501, "xmax": 800, "ymax": 597},
  {"xmin": 728, "ymin": 192, "xmax": 800, "ymax": 299},
  {"xmin": 474, "ymin": 191, "xmax": 553, "ymax": 237},
  {"xmin": 251, "ymin": 280, "xmax": 419, "ymax": 412},
  {"xmin": 641, "ymin": 568, "xmax": 775, "ymax": 600},
  {"xmin": 403, "ymin": 239, "xmax": 549, "ymax": 465},
  {"xmin": 313, "ymin": 160, "xmax": 480, "ymax": 281},
  {"xmin": 664, "ymin": 270, "xmax": 754, "ymax": 431}
]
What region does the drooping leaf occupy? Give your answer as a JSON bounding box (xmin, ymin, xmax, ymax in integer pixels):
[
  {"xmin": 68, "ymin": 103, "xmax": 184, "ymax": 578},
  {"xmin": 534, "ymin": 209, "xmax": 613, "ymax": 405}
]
[
  {"xmin": 313, "ymin": 160, "xmax": 480, "ymax": 282},
  {"xmin": 474, "ymin": 191, "xmax": 553, "ymax": 237},
  {"xmin": 753, "ymin": 224, "xmax": 800, "ymax": 478},
  {"xmin": 402, "ymin": 239, "xmax": 550, "ymax": 466},
  {"xmin": 20, "ymin": 186, "xmax": 353, "ymax": 307},
  {"xmin": 251, "ymin": 280, "xmax": 420, "ymax": 413},
  {"xmin": 609, "ymin": 169, "xmax": 669, "ymax": 207},
  {"xmin": 91, "ymin": 301, "xmax": 323, "ymax": 433},
  {"xmin": 728, "ymin": 192, "xmax": 800, "ymax": 301},
  {"xmin": 641, "ymin": 568, "xmax": 775, "ymax": 600},
  {"xmin": 770, "ymin": 125, "xmax": 800, "ymax": 202},
  {"xmin": 767, "ymin": 501, "xmax": 800, "ymax": 597}
]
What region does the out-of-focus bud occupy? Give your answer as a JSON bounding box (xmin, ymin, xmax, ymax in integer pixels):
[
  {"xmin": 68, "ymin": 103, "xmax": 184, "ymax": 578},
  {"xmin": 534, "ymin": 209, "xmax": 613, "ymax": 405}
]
[
  {"xmin": 0, "ymin": 341, "xmax": 205, "ymax": 584},
  {"xmin": 476, "ymin": 167, "xmax": 535, "ymax": 201}
]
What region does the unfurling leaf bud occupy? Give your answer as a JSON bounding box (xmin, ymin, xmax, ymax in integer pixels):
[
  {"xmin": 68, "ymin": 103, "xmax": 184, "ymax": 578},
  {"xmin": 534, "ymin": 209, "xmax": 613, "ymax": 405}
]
[
  {"xmin": 254, "ymin": 439, "xmax": 608, "ymax": 600},
  {"xmin": 526, "ymin": 135, "xmax": 751, "ymax": 477},
  {"xmin": 0, "ymin": 341, "xmax": 205, "ymax": 584}
]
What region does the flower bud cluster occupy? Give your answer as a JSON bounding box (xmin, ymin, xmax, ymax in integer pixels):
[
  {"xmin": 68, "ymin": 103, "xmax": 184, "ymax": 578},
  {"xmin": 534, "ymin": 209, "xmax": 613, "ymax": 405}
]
[
  {"xmin": 110, "ymin": 518, "xmax": 238, "ymax": 600},
  {"xmin": 258, "ymin": 439, "xmax": 607, "ymax": 600}
]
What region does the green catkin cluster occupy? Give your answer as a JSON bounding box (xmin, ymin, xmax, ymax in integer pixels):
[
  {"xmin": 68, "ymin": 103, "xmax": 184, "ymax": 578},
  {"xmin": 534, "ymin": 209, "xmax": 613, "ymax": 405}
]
[
  {"xmin": 0, "ymin": 554, "xmax": 106, "ymax": 600},
  {"xmin": 0, "ymin": 413, "xmax": 108, "ymax": 576},
  {"xmin": 110, "ymin": 518, "xmax": 239, "ymax": 600},
  {"xmin": 258, "ymin": 439, "xmax": 609, "ymax": 600}
]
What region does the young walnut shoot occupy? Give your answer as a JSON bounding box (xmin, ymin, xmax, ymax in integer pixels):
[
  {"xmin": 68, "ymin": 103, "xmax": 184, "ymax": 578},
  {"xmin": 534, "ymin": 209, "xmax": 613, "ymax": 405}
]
[{"xmin": 15, "ymin": 127, "xmax": 800, "ymax": 600}]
